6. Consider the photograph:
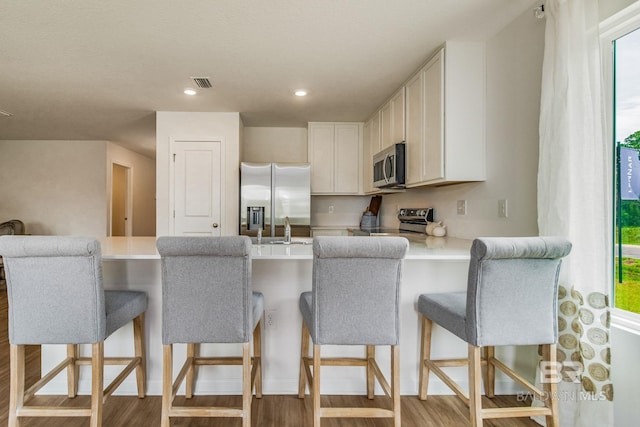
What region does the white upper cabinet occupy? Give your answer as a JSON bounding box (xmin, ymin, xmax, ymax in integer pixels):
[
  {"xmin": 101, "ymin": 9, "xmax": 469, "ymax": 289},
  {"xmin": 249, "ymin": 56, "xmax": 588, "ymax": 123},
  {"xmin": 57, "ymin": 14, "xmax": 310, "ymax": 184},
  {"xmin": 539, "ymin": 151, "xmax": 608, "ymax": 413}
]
[
  {"xmin": 308, "ymin": 122, "xmax": 363, "ymax": 195},
  {"xmin": 405, "ymin": 42, "xmax": 486, "ymax": 187},
  {"xmin": 380, "ymin": 87, "xmax": 405, "ymax": 150},
  {"xmin": 363, "ymin": 111, "xmax": 381, "ymax": 194}
]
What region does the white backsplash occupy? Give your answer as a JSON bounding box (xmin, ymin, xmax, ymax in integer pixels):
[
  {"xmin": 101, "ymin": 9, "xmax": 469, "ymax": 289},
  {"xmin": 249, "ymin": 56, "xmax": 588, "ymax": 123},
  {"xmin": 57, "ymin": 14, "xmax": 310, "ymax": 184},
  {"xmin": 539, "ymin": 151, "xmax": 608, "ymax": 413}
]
[{"xmin": 311, "ymin": 195, "xmax": 370, "ymax": 227}]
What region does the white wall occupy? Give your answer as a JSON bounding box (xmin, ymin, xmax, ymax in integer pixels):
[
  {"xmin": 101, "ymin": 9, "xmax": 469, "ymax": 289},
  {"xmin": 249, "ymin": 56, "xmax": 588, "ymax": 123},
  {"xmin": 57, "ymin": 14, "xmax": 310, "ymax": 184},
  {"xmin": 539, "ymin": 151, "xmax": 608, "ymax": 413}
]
[
  {"xmin": 377, "ymin": 9, "xmax": 544, "ymax": 240},
  {"xmin": 0, "ymin": 140, "xmax": 107, "ymax": 236},
  {"xmin": 242, "ymin": 127, "xmax": 308, "ymax": 163},
  {"xmin": 600, "ymin": 0, "xmax": 639, "ymax": 21},
  {"xmin": 311, "ymin": 196, "xmax": 370, "ymax": 227},
  {"xmin": 155, "ymin": 112, "xmax": 241, "ymax": 236},
  {"xmin": 107, "ymin": 143, "xmax": 156, "ymax": 236}
]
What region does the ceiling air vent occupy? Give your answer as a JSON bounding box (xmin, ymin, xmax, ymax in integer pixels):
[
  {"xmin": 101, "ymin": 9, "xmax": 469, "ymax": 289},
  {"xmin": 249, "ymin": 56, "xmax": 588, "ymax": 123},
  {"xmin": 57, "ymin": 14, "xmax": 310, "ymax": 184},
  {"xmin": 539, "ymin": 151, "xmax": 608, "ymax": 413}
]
[{"xmin": 191, "ymin": 77, "xmax": 212, "ymax": 88}]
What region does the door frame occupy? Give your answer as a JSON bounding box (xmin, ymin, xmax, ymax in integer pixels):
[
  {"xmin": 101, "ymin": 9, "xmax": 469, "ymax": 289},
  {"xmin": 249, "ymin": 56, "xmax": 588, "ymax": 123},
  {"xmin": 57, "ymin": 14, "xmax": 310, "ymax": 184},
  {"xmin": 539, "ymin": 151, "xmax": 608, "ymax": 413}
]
[
  {"xmin": 108, "ymin": 160, "xmax": 133, "ymax": 237},
  {"xmin": 169, "ymin": 137, "xmax": 226, "ymax": 235}
]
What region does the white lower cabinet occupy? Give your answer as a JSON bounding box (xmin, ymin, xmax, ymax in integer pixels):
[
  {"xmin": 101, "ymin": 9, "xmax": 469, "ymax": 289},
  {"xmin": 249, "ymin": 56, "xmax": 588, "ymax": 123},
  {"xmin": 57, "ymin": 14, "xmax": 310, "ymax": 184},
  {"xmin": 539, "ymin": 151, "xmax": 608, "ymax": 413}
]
[{"xmin": 308, "ymin": 122, "xmax": 363, "ymax": 195}]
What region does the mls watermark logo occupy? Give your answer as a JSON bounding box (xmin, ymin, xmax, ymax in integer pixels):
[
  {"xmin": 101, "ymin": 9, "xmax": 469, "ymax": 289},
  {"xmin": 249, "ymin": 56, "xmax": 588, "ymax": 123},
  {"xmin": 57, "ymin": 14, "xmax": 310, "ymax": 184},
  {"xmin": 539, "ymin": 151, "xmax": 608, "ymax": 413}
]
[
  {"xmin": 516, "ymin": 361, "xmax": 607, "ymax": 402},
  {"xmin": 540, "ymin": 361, "xmax": 582, "ymax": 384}
]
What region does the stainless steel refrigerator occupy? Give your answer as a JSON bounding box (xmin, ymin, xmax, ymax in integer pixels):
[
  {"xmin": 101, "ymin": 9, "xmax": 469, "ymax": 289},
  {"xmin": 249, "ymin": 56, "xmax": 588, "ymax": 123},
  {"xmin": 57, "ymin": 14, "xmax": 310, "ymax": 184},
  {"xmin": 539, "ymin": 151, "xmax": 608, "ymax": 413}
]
[{"xmin": 240, "ymin": 162, "xmax": 311, "ymax": 237}]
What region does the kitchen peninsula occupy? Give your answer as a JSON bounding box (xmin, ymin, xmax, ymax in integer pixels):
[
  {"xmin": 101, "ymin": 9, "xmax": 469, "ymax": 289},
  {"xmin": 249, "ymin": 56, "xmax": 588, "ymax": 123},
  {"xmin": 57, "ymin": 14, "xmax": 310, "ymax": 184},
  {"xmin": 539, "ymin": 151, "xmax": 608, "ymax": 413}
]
[{"xmin": 39, "ymin": 236, "xmax": 522, "ymax": 397}]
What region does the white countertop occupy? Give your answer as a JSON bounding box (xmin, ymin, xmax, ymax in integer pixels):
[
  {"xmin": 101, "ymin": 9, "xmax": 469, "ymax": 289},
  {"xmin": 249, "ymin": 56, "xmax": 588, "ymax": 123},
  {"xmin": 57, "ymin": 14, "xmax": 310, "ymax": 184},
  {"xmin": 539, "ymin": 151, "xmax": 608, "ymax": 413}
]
[{"xmin": 99, "ymin": 236, "xmax": 472, "ymax": 261}]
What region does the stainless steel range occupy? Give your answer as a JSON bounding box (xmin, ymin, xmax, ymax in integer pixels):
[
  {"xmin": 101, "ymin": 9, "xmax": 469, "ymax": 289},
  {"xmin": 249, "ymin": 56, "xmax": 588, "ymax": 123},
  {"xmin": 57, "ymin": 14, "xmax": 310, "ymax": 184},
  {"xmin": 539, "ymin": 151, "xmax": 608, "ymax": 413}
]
[
  {"xmin": 398, "ymin": 208, "xmax": 434, "ymax": 233},
  {"xmin": 351, "ymin": 208, "xmax": 434, "ymax": 236}
]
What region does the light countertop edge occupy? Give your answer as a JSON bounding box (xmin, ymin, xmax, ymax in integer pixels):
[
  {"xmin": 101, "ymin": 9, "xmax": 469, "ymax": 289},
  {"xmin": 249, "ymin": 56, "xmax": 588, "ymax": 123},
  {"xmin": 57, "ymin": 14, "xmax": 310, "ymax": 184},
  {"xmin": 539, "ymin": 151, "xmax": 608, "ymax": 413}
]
[{"xmin": 99, "ymin": 236, "xmax": 472, "ymax": 261}]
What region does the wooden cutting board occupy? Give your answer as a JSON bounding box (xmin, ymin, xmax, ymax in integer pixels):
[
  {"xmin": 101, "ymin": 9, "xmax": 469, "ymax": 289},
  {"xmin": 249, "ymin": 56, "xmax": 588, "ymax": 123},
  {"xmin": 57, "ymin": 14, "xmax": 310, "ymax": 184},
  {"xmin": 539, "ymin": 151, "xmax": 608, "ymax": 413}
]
[{"xmin": 368, "ymin": 195, "xmax": 382, "ymax": 216}]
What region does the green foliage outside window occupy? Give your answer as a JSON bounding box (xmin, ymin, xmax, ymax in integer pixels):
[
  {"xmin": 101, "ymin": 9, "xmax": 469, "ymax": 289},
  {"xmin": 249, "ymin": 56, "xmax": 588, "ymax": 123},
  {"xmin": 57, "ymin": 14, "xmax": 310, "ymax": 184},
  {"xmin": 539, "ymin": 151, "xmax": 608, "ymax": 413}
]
[{"xmin": 616, "ymin": 130, "xmax": 640, "ymax": 313}]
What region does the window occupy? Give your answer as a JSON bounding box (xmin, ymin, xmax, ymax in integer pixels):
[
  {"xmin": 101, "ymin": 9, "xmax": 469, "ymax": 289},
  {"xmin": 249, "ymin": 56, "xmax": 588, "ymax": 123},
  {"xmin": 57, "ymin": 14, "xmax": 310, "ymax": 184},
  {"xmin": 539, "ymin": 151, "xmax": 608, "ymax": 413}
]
[
  {"xmin": 614, "ymin": 27, "xmax": 640, "ymax": 315},
  {"xmin": 602, "ymin": 3, "xmax": 640, "ymax": 327}
]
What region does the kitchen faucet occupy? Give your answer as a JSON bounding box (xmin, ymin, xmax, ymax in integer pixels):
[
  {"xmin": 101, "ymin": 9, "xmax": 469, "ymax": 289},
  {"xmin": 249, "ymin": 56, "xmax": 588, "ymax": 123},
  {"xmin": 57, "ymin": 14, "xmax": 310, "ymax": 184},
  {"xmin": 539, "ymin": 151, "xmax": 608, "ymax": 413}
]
[{"xmin": 284, "ymin": 216, "xmax": 291, "ymax": 243}]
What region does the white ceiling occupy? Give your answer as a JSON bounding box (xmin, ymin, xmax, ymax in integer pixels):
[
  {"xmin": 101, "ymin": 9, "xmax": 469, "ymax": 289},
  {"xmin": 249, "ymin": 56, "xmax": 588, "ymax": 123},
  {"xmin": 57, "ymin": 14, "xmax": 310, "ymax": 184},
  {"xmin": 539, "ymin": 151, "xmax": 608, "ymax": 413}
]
[{"xmin": 0, "ymin": 0, "xmax": 538, "ymax": 159}]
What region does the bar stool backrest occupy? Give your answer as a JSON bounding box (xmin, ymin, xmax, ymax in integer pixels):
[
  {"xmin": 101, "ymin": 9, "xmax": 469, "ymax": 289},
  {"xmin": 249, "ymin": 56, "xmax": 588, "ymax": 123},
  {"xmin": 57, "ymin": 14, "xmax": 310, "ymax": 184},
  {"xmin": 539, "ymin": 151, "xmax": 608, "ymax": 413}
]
[
  {"xmin": 157, "ymin": 236, "xmax": 253, "ymax": 344},
  {"xmin": 0, "ymin": 236, "xmax": 106, "ymax": 344},
  {"xmin": 465, "ymin": 236, "xmax": 572, "ymax": 347},
  {"xmin": 310, "ymin": 236, "xmax": 408, "ymax": 346}
]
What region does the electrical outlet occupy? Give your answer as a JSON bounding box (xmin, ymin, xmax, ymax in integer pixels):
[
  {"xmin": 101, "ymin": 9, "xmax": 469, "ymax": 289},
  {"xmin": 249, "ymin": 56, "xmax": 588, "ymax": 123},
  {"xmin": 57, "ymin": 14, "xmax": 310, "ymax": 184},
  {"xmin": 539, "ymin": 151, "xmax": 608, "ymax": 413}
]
[
  {"xmin": 457, "ymin": 200, "xmax": 467, "ymax": 215},
  {"xmin": 328, "ymin": 205, "xmax": 334, "ymax": 214},
  {"xmin": 265, "ymin": 310, "xmax": 277, "ymax": 330},
  {"xmin": 498, "ymin": 199, "xmax": 508, "ymax": 218}
]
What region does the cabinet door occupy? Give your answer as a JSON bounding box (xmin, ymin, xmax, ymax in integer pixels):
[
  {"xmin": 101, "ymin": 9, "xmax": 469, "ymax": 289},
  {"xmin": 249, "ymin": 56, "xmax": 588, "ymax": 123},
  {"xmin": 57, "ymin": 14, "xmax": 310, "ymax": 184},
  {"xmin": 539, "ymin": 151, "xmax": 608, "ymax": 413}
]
[
  {"xmin": 363, "ymin": 112, "xmax": 381, "ymax": 194},
  {"xmin": 405, "ymin": 71, "xmax": 424, "ymax": 185},
  {"xmin": 423, "ymin": 50, "xmax": 444, "ymax": 182},
  {"xmin": 380, "ymin": 101, "xmax": 393, "ymax": 150},
  {"xmin": 309, "ymin": 124, "xmax": 335, "ymax": 193},
  {"xmin": 370, "ymin": 110, "xmax": 381, "ymax": 155},
  {"xmin": 380, "ymin": 87, "xmax": 405, "ymax": 150},
  {"xmin": 391, "ymin": 87, "xmax": 405, "ymax": 144},
  {"xmin": 363, "ymin": 119, "xmax": 373, "ymax": 193},
  {"xmin": 334, "ymin": 124, "xmax": 360, "ymax": 193}
]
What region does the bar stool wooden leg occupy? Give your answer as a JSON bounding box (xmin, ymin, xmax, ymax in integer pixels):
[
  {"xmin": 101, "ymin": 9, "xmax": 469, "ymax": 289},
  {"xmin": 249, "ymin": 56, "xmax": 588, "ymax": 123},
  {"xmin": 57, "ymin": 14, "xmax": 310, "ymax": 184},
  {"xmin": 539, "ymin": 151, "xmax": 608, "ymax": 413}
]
[
  {"xmin": 90, "ymin": 341, "xmax": 104, "ymax": 427},
  {"xmin": 392, "ymin": 345, "xmax": 401, "ymax": 427},
  {"xmin": 67, "ymin": 344, "xmax": 79, "ymax": 398},
  {"xmin": 366, "ymin": 345, "xmax": 375, "ymax": 399},
  {"xmin": 298, "ymin": 322, "xmax": 310, "ymax": 398},
  {"xmin": 185, "ymin": 343, "xmax": 198, "ymax": 398},
  {"xmin": 133, "ymin": 313, "xmax": 146, "ymax": 398},
  {"xmin": 543, "ymin": 344, "xmax": 560, "ymax": 427},
  {"xmin": 418, "ymin": 315, "xmax": 432, "ymax": 400},
  {"xmin": 253, "ymin": 319, "xmax": 263, "ymax": 398},
  {"xmin": 161, "ymin": 344, "xmax": 172, "ymax": 427},
  {"xmin": 484, "ymin": 345, "xmax": 495, "ymax": 398},
  {"xmin": 312, "ymin": 344, "xmax": 321, "ymax": 427},
  {"xmin": 242, "ymin": 342, "xmax": 252, "ymax": 427},
  {"xmin": 9, "ymin": 344, "xmax": 25, "ymax": 427},
  {"xmin": 468, "ymin": 345, "xmax": 483, "ymax": 427}
]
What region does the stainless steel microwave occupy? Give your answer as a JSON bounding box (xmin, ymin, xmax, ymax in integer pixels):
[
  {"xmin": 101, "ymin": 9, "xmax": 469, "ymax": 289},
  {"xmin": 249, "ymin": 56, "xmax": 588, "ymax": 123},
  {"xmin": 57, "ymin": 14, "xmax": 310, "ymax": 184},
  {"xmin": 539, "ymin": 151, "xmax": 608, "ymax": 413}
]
[{"xmin": 373, "ymin": 143, "xmax": 405, "ymax": 188}]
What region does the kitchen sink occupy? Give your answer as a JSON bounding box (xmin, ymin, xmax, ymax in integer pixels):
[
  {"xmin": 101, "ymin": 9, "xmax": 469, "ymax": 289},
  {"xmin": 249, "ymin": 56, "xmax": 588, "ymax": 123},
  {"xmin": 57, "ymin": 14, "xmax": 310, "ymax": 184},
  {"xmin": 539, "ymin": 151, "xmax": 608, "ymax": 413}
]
[
  {"xmin": 268, "ymin": 240, "xmax": 311, "ymax": 245},
  {"xmin": 250, "ymin": 237, "xmax": 313, "ymax": 245}
]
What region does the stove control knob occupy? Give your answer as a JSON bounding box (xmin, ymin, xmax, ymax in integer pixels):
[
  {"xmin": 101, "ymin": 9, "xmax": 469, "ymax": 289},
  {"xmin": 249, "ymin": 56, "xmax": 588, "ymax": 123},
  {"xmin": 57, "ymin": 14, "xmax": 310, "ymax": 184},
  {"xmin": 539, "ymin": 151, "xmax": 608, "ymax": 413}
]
[
  {"xmin": 418, "ymin": 209, "xmax": 426, "ymax": 217},
  {"xmin": 399, "ymin": 209, "xmax": 406, "ymax": 216}
]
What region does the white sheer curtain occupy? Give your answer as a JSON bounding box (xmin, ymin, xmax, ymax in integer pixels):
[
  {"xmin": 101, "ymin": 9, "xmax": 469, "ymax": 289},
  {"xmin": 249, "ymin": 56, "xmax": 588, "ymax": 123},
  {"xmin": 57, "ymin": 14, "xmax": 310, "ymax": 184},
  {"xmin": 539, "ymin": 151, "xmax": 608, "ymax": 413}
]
[{"xmin": 537, "ymin": 0, "xmax": 613, "ymax": 426}]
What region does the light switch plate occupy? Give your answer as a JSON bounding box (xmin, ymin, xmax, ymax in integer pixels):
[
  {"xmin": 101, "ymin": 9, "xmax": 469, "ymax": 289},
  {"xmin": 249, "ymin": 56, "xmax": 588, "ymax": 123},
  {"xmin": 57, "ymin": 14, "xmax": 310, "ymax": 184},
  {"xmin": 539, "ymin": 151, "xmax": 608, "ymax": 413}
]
[
  {"xmin": 457, "ymin": 200, "xmax": 467, "ymax": 215},
  {"xmin": 498, "ymin": 199, "xmax": 508, "ymax": 218}
]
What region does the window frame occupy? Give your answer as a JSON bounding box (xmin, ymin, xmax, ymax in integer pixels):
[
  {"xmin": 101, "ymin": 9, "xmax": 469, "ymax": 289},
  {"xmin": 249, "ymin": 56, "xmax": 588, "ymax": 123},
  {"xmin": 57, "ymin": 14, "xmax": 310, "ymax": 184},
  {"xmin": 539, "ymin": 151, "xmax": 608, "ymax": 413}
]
[{"xmin": 601, "ymin": 2, "xmax": 640, "ymax": 333}]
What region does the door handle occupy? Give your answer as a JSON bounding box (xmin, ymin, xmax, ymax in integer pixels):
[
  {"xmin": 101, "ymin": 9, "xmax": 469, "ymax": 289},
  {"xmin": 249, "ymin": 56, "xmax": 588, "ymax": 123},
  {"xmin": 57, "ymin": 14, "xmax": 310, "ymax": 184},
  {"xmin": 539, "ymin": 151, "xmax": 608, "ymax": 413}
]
[
  {"xmin": 383, "ymin": 153, "xmax": 391, "ymax": 184},
  {"xmin": 212, "ymin": 223, "xmax": 219, "ymax": 228}
]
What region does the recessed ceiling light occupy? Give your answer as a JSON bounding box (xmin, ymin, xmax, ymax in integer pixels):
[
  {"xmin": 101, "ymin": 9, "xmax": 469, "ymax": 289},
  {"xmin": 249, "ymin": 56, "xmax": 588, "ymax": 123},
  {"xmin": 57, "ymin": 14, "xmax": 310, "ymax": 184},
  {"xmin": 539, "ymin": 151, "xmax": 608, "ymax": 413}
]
[
  {"xmin": 295, "ymin": 90, "xmax": 307, "ymax": 97},
  {"xmin": 184, "ymin": 89, "xmax": 197, "ymax": 96}
]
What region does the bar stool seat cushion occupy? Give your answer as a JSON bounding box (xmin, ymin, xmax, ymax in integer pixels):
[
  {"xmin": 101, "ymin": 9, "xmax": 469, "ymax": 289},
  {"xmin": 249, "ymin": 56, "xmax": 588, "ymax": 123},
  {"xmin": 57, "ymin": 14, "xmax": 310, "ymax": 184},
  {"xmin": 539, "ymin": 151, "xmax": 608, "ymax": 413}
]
[
  {"xmin": 105, "ymin": 290, "xmax": 148, "ymax": 338},
  {"xmin": 417, "ymin": 292, "xmax": 467, "ymax": 342}
]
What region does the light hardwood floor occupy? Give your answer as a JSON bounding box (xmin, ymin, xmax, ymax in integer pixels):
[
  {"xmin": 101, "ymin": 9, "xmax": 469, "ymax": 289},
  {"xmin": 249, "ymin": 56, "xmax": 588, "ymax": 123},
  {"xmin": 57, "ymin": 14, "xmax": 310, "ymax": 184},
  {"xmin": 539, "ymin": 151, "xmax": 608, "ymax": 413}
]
[{"xmin": 0, "ymin": 289, "xmax": 539, "ymax": 426}]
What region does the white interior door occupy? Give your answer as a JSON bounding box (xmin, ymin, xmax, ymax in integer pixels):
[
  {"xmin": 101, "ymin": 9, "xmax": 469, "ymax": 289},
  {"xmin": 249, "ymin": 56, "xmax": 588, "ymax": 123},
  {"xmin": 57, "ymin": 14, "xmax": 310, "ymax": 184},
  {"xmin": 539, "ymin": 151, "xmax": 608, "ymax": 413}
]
[{"xmin": 171, "ymin": 140, "xmax": 223, "ymax": 236}]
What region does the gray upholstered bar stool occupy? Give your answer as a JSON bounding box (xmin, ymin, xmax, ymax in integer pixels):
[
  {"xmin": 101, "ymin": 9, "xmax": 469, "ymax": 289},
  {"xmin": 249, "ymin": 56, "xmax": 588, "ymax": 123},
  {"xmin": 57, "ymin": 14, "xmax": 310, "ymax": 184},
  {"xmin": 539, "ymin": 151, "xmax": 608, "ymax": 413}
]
[
  {"xmin": 0, "ymin": 236, "xmax": 147, "ymax": 427},
  {"xmin": 417, "ymin": 236, "xmax": 571, "ymax": 427},
  {"xmin": 298, "ymin": 236, "xmax": 409, "ymax": 427},
  {"xmin": 156, "ymin": 236, "xmax": 263, "ymax": 427}
]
